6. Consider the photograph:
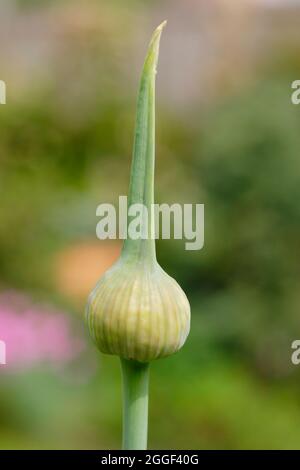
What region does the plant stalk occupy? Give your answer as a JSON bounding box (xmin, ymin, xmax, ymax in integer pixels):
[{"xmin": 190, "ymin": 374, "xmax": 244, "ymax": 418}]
[
  {"xmin": 120, "ymin": 358, "xmax": 150, "ymax": 450},
  {"xmin": 119, "ymin": 22, "xmax": 165, "ymax": 450},
  {"xmin": 121, "ymin": 21, "xmax": 166, "ymax": 266}
]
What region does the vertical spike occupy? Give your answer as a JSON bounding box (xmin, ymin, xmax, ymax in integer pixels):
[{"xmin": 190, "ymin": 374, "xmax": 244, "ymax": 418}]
[{"xmin": 122, "ymin": 21, "xmax": 167, "ymax": 264}]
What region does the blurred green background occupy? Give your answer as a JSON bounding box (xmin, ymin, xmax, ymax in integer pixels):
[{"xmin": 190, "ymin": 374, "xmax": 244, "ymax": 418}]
[{"xmin": 1, "ymin": 0, "xmax": 300, "ymax": 449}]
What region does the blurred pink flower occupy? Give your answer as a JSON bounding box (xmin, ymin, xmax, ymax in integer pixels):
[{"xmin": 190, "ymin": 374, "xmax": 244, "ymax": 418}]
[{"xmin": 0, "ymin": 290, "xmax": 84, "ymax": 370}]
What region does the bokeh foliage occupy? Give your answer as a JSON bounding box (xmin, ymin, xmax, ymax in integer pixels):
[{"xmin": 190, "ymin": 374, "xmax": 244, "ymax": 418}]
[{"xmin": 1, "ymin": 0, "xmax": 300, "ymax": 449}]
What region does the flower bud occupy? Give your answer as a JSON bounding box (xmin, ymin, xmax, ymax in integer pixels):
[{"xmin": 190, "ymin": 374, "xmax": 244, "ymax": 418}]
[
  {"xmin": 86, "ymin": 259, "xmax": 190, "ymax": 362},
  {"xmin": 86, "ymin": 21, "xmax": 190, "ymax": 363}
]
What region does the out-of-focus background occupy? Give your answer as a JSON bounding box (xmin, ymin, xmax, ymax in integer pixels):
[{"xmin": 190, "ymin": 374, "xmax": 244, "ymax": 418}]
[{"xmin": 1, "ymin": 0, "xmax": 300, "ymax": 449}]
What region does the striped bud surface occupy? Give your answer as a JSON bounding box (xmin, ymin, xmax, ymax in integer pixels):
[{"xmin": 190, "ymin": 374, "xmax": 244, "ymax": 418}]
[{"xmin": 86, "ymin": 259, "xmax": 190, "ymax": 362}]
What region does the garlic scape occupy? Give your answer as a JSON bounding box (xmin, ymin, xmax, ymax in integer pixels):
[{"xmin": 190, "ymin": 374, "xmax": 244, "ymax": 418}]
[{"xmin": 86, "ymin": 21, "xmax": 190, "ymax": 449}]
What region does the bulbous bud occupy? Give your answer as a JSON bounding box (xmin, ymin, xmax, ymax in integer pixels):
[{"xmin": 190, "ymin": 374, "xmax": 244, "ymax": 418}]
[
  {"xmin": 86, "ymin": 260, "xmax": 190, "ymax": 362},
  {"xmin": 86, "ymin": 22, "xmax": 191, "ymax": 364}
]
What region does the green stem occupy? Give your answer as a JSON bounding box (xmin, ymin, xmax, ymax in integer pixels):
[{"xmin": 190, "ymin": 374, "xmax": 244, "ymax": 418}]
[
  {"xmin": 121, "ymin": 21, "xmax": 166, "ymax": 265},
  {"xmin": 119, "ymin": 21, "xmax": 166, "ymax": 450},
  {"xmin": 120, "ymin": 358, "xmax": 150, "ymax": 450}
]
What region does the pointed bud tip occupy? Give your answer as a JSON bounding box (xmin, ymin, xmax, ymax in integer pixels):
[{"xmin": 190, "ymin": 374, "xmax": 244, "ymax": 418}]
[
  {"xmin": 151, "ymin": 20, "xmax": 167, "ymax": 43},
  {"xmin": 144, "ymin": 20, "xmax": 167, "ymax": 74},
  {"xmin": 156, "ymin": 20, "xmax": 167, "ymax": 32}
]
